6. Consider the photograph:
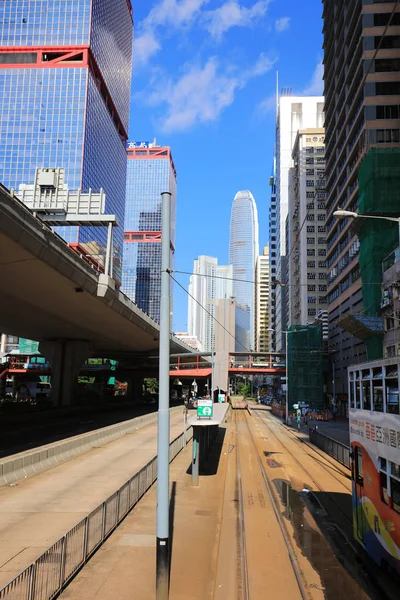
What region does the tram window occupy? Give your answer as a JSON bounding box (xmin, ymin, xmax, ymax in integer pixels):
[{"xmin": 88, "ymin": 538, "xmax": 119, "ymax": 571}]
[
  {"xmin": 356, "ymin": 383, "xmax": 361, "ymax": 409},
  {"xmin": 372, "ymin": 381, "xmax": 384, "ymax": 412},
  {"xmin": 391, "ymin": 462, "xmax": 400, "ymax": 478},
  {"xmin": 386, "ymin": 380, "xmax": 399, "ymax": 414},
  {"xmin": 391, "ymin": 478, "xmax": 400, "ymax": 514},
  {"xmin": 355, "ymin": 448, "xmax": 363, "ymax": 486},
  {"xmin": 362, "ymin": 381, "xmax": 372, "ymax": 410},
  {"xmin": 381, "ymin": 472, "xmax": 389, "ymax": 505}
]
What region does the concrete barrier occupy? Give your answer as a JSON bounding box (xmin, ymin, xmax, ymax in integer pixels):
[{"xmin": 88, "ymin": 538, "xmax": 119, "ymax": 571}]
[{"xmin": 0, "ymin": 406, "xmax": 183, "ymax": 487}]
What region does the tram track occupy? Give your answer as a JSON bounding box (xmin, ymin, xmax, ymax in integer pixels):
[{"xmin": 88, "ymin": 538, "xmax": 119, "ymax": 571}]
[
  {"xmin": 251, "ymin": 407, "xmax": 396, "ymax": 600},
  {"xmin": 234, "ymin": 409, "xmax": 309, "ymax": 599},
  {"xmin": 252, "ymin": 409, "xmax": 353, "ymax": 527},
  {"xmin": 214, "ymin": 407, "xmax": 374, "ymax": 599}
]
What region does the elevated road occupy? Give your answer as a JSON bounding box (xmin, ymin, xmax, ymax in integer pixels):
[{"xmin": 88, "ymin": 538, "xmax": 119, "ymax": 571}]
[{"xmin": 0, "ymin": 185, "xmax": 191, "ymax": 357}]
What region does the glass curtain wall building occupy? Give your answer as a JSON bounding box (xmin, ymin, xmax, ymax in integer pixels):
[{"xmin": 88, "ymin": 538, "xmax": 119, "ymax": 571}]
[
  {"xmin": 0, "ymin": 0, "xmax": 133, "ymax": 282},
  {"xmin": 229, "ymin": 190, "xmax": 259, "ymax": 350},
  {"xmin": 122, "ymin": 144, "xmax": 177, "ymax": 323}
]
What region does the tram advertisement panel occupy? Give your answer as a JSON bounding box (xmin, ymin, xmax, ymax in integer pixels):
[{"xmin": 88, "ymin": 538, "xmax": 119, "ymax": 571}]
[
  {"xmin": 350, "ymin": 409, "xmax": 400, "ymax": 466},
  {"xmin": 349, "ymin": 408, "xmax": 400, "ymax": 571}
]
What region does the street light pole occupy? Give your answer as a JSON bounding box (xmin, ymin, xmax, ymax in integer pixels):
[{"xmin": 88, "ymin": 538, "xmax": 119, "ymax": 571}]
[
  {"xmin": 156, "ymin": 191, "xmax": 171, "ymax": 600},
  {"xmin": 333, "ymin": 209, "xmax": 400, "ymax": 245}
]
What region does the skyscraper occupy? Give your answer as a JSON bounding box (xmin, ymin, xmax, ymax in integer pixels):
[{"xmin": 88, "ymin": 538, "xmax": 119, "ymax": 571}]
[
  {"xmin": 323, "ymin": 0, "xmax": 400, "ymax": 394},
  {"xmin": 229, "ymin": 190, "xmax": 259, "ymax": 350},
  {"xmin": 268, "ymin": 164, "xmax": 278, "ymax": 351},
  {"xmin": 255, "ymin": 246, "xmax": 271, "ymax": 353},
  {"xmin": 275, "ymin": 96, "xmax": 324, "ymax": 351},
  {"xmin": 0, "ymin": 0, "xmax": 133, "ymax": 280},
  {"xmin": 188, "ymin": 257, "xmax": 233, "ymax": 352},
  {"xmin": 287, "ymin": 129, "xmax": 327, "ymax": 328},
  {"xmin": 122, "ymin": 143, "xmax": 177, "ymax": 323}
]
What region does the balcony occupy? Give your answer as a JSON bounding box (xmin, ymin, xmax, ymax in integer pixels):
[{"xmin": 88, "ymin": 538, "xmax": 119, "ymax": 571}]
[{"xmin": 382, "ymin": 247, "xmax": 400, "ymax": 292}]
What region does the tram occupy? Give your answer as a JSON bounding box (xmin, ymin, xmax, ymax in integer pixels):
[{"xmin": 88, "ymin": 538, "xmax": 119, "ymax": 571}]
[{"xmin": 348, "ymin": 357, "xmax": 400, "ymax": 572}]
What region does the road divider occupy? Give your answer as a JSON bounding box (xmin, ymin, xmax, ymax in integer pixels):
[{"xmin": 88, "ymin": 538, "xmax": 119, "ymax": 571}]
[
  {"xmin": 0, "ymin": 406, "xmax": 184, "ymax": 488},
  {"xmin": 0, "ymin": 424, "xmax": 193, "ymax": 600}
]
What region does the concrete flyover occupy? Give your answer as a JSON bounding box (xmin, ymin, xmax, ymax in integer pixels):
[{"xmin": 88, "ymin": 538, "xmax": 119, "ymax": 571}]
[{"xmin": 0, "ymin": 185, "xmax": 194, "ymax": 404}]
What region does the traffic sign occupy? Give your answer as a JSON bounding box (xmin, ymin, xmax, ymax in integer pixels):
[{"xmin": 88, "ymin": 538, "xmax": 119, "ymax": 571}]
[{"xmin": 197, "ymin": 399, "xmax": 213, "ymax": 418}]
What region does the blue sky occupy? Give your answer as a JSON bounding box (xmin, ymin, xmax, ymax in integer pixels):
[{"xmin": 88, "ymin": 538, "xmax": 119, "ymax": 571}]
[{"xmin": 129, "ymin": 0, "xmax": 324, "ymax": 331}]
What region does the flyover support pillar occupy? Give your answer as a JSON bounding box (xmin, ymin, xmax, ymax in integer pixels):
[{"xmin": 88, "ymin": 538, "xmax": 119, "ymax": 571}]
[
  {"xmin": 40, "ymin": 341, "xmax": 91, "ymax": 407},
  {"xmin": 126, "ymin": 376, "xmax": 143, "ymax": 403}
]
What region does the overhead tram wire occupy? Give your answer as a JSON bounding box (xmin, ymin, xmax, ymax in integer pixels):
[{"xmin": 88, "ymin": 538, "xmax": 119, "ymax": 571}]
[
  {"xmin": 169, "ymin": 272, "xmax": 251, "ymax": 353},
  {"xmin": 170, "ymin": 269, "xmax": 385, "ymax": 288},
  {"xmin": 171, "ymin": 269, "xmax": 285, "ymax": 288}
]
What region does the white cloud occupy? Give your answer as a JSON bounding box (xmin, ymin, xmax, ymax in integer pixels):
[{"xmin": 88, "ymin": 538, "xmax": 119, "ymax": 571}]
[
  {"xmin": 275, "ymin": 17, "xmax": 290, "ymax": 33},
  {"xmin": 134, "ymin": 0, "xmax": 209, "ymax": 65},
  {"xmin": 204, "ymin": 0, "xmax": 270, "ymax": 39},
  {"xmin": 134, "ymin": 30, "xmax": 160, "ymax": 65},
  {"xmin": 258, "ymin": 92, "xmax": 277, "ymax": 115},
  {"xmin": 148, "ymin": 53, "xmax": 276, "ymax": 132},
  {"xmin": 146, "ymin": 0, "xmax": 209, "ymax": 29},
  {"xmin": 303, "ymin": 60, "xmax": 324, "ymax": 95}
]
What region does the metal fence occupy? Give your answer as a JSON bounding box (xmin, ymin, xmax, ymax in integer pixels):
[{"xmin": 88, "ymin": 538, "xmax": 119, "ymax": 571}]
[
  {"xmin": 0, "ymin": 426, "xmax": 193, "ymax": 600},
  {"xmin": 309, "ymin": 427, "xmax": 350, "ymax": 469}
]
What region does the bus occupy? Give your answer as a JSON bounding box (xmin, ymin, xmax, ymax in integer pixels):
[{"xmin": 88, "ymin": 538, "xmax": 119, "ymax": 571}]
[{"xmin": 348, "ymin": 357, "xmax": 400, "ymax": 573}]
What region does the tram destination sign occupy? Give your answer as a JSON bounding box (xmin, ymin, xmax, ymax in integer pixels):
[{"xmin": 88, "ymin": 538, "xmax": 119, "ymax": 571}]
[{"xmin": 197, "ymin": 398, "xmax": 213, "ymax": 419}]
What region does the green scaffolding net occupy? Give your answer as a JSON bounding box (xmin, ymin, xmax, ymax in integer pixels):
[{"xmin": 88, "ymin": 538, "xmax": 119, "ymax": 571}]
[
  {"xmin": 287, "ymin": 325, "xmax": 324, "ymax": 411},
  {"xmin": 358, "ymin": 148, "xmax": 400, "ymax": 360}
]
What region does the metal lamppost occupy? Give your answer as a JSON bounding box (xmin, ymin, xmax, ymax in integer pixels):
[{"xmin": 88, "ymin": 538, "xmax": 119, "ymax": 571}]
[
  {"xmin": 333, "ymin": 209, "xmax": 400, "ymax": 243},
  {"xmin": 156, "ymin": 191, "xmax": 171, "ymax": 599}
]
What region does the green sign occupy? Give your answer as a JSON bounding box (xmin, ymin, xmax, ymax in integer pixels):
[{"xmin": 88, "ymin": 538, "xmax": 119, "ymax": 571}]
[{"xmin": 197, "ymin": 399, "xmax": 213, "ymax": 418}]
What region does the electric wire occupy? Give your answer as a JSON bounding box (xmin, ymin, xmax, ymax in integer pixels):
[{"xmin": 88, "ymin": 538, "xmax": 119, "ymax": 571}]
[
  {"xmin": 171, "ymin": 269, "xmax": 385, "ymax": 287},
  {"xmin": 169, "ymin": 272, "xmax": 251, "ymax": 353}
]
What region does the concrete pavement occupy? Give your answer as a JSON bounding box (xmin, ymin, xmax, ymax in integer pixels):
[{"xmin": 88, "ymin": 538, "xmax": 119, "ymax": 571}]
[
  {"xmin": 0, "ymin": 409, "xmax": 185, "ymax": 588},
  {"xmin": 59, "ymin": 421, "xmax": 231, "ymax": 600}
]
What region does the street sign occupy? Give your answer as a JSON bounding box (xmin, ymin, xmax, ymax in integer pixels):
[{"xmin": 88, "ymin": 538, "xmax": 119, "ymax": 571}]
[
  {"xmin": 218, "ymin": 394, "xmax": 225, "ymax": 403},
  {"xmin": 197, "ymin": 398, "xmax": 213, "ymax": 418}
]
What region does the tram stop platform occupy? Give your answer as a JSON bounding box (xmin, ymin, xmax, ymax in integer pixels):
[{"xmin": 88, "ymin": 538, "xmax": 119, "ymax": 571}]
[{"xmin": 187, "ymin": 403, "xmax": 229, "ymax": 486}]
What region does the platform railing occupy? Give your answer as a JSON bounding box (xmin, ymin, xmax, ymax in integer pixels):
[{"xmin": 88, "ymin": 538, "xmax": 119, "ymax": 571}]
[
  {"xmin": 0, "ymin": 427, "xmax": 193, "ymax": 600},
  {"xmin": 309, "ymin": 427, "xmax": 350, "ymax": 469}
]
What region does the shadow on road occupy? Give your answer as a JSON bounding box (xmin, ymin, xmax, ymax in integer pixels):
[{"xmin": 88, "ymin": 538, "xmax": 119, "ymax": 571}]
[{"xmin": 186, "ymin": 427, "xmax": 226, "ymax": 477}]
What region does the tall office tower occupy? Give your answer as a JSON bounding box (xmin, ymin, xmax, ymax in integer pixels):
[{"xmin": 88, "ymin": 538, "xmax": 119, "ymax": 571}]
[
  {"xmin": 268, "ymin": 164, "xmax": 278, "ymax": 350},
  {"xmin": 287, "ymin": 129, "xmax": 327, "ymax": 327},
  {"xmin": 188, "ymin": 257, "xmax": 233, "ymax": 352},
  {"xmin": 275, "ymin": 95, "xmax": 324, "ymax": 351},
  {"xmin": 229, "ymin": 190, "xmax": 259, "ymax": 350},
  {"xmin": 323, "ymin": 0, "xmax": 400, "ymax": 393},
  {"xmin": 0, "ymin": 0, "xmax": 133, "ymax": 281},
  {"xmin": 255, "ymin": 246, "xmax": 270, "ymax": 353},
  {"xmin": 122, "ymin": 143, "xmax": 177, "ymax": 323}
]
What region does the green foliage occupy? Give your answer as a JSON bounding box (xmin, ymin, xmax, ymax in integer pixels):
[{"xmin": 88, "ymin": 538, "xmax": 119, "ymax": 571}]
[
  {"xmin": 144, "ymin": 378, "xmax": 158, "ymax": 393},
  {"xmin": 236, "ymin": 382, "xmax": 251, "ymax": 396}
]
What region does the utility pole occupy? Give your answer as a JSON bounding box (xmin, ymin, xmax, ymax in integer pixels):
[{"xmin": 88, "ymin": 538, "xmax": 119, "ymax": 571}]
[{"xmin": 156, "ymin": 191, "xmax": 171, "ymax": 599}]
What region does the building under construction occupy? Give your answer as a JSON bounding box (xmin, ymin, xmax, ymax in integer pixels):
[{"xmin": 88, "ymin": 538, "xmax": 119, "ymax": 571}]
[
  {"xmin": 287, "ymin": 324, "xmax": 324, "ymax": 411},
  {"xmin": 337, "ymin": 148, "xmax": 400, "ymax": 362}
]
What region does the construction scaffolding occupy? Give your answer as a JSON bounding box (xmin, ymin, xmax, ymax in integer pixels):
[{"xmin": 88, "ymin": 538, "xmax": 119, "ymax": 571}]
[
  {"xmin": 357, "ymin": 148, "xmax": 400, "ymax": 360},
  {"xmin": 287, "ymin": 324, "xmax": 324, "ymax": 411}
]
